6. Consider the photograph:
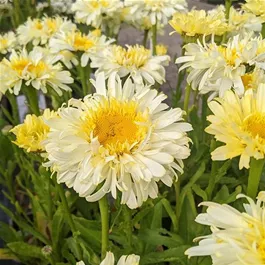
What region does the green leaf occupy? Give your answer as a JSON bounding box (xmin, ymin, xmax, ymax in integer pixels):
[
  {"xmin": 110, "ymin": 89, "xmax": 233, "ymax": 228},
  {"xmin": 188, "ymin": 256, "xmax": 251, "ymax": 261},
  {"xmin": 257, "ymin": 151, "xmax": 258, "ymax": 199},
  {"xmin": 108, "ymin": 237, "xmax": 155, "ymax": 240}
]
[
  {"xmin": 52, "ymin": 206, "xmax": 65, "ymax": 252},
  {"xmin": 0, "ymin": 248, "xmax": 19, "ymax": 261},
  {"xmin": 73, "ymin": 216, "xmax": 101, "ymax": 252},
  {"xmin": 140, "ymin": 245, "xmax": 189, "ymax": 264},
  {"xmin": 0, "ymin": 221, "xmax": 22, "ymax": 243},
  {"xmin": 192, "ymin": 184, "xmax": 208, "ymax": 201},
  {"xmin": 138, "ymin": 228, "xmax": 183, "ymax": 248},
  {"xmin": 7, "ymin": 242, "xmax": 45, "ymax": 260}
]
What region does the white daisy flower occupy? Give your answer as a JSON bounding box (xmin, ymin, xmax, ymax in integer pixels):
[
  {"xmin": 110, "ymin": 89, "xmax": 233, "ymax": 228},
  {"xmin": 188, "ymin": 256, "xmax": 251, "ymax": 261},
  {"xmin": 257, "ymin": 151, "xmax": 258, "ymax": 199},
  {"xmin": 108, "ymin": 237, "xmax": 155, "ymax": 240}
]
[
  {"xmin": 51, "ymin": 0, "xmax": 74, "ymax": 14},
  {"xmin": 17, "ymin": 16, "xmax": 76, "ymax": 46},
  {"xmin": 185, "ymin": 191, "xmax": 265, "ymax": 265},
  {"xmin": 124, "ymin": 0, "xmax": 187, "ymax": 25},
  {"xmin": 43, "ymin": 73, "xmax": 192, "ymax": 209},
  {"xmin": 49, "ymin": 29, "xmax": 114, "ymax": 67},
  {"xmin": 72, "ymin": 0, "xmax": 123, "ymax": 29},
  {"xmin": 77, "ymin": 252, "xmax": 140, "ymax": 265},
  {"xmin": 0, "ymin": 47, "xmax": 73, "ymax": 96},
  {"xmin": 176, "ymin": 33, "xmax": 265, "ymax": 98},
  {"xmin": 91, "ymin": 44, "xmax": 170, "ymax": 85},
  {"xmin": 0, "ymin": 31, "xmax": 17, "ymax": 54}
]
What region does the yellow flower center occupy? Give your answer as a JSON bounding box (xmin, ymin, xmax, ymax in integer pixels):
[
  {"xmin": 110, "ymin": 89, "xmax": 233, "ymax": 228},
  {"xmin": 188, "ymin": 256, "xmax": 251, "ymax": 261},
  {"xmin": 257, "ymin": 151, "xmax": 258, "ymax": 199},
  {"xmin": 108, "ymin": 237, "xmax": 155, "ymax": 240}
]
[
  {"xmin": 72, "ymin": 32, "xmax": 95, "ymax": 51},
  {"xmin": 81, "ymin": 99, "xmax": 149, "ymax": 154},
  {"xmin": 241, "ymin": 73, "xmax": 254, "ymax": 90},
  {"xmin": 34, "ymin": 21, "xmax": 43, "ymax": 30},
  {"xmin": 28, "ymin": 61, "xmax": 49, "ymax": 77},
  {"xmin": 114, "ymin": 45, "xmax": 151, "ymax": 69},
  {"xmin": 218, "ymin": 46, "xmax": 239, "ymax": 66},
  {"xmin": 45, "ymin": 18, "xmax": 58, "ymax": 34},
  {"xmin": 11, "ymin": 58, "xmax": 31, "ymax": 75},
  {"xmin": 243, "ymin": 112, "xmax": 265, "ymax": 139}
]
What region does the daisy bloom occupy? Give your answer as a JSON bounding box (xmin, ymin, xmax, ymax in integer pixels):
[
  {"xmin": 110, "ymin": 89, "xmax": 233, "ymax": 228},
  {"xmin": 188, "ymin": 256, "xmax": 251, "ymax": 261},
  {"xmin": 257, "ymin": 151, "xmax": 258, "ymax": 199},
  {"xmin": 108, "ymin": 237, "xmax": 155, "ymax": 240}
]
[
  {"xmin": 186, "ymin": 191, "xmax": 265, "ymax": 265},
  {"xmin": 0, "ymin": 47, "xmax": 73, "ymax": 96},
  {"xmin": 43, "ymin": 73, "xmax": 192, "ymax": 209},
  {"xmin": 205, "ymin": 84, "xmax": 265, "ymax": 169},
  {"xmin": 176, "ymin": 33, "xmax": 265, "ymax": 98},
  {"xmin": 49, "ymin": 29, "xmax": 114, "ymax": 67},
  {"xmin": 50, "ymin": 0, "xmax": 74, "ymax": 14},
  {"xmin": 0, "ymin": 31, "xmax": 17, "ymax": 54},
  {"xmin": 243, "ymin": 0, "xmax": 265, "ymax": 22},
  {"xmin": 10, "ymin": 109, "xmax": 57, "ymax": 153},
  {"xmin": 72, "ymin": 0, "xmax": 123, "ymax": 28},
  {"xmin": 77, "ymin": 252, "xmax": 140, "ymax": 265},
  {"xmin": 124, "ymin": 0, "xmax": 187, "ymax": 25},
  {"xmin": 228, "ymin": 6, "xmax": 262, "ymax": 34},
  {"xmin": 91, "ymin": 44, "xmax": 170, "ymax": 85},
  {"xmin": 17, "ymin": 16, "xmax": 76, "ymax": 46},
  {"xmin": 169, "ymin": 8, "xmax": 229, "ymax": 37},
  {"xmin": 241, "ymin": 67, "xmax": 265, "ymax": 91}
]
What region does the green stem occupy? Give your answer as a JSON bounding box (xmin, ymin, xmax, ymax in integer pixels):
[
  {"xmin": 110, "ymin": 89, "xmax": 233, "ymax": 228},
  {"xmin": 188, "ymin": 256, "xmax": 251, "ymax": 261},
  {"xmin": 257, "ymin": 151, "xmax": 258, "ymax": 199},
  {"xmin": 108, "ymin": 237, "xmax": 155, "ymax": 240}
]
[
  {"xmin": 143, "ymin": 30, "xmax": 149, "ymax": 47},
  {"xmin": 123, "ymin": 205, "xmax": 132, "ymax": 249},
  {"xmin": 151, "ymin": 22, "xmax": 157, "ymax": 55},
  {"xmin": 174, "ymin": 180, "xmax": 180, "ymax": 231},
  {"xmin": 56, "ymin": 183, "xmax": 82, "ymax": 259},
  {"xmin": 77, "ymin": 63, "xmax": 89, "ymax": 96},
  {"xmin": 24, "ymin": 87, "xmax": 40, "ymax": 116},
  {"xmin": 183, "ymin": 84, "xmax": 192, "ymax": 116},
  {"xmin": 86, "ymin": 63, "xmax": 92, "ymax": 95},
  {"xmin": 201, "ymin": 95, "xmax": 208, "ymax": 142},
  {"xmin": 222, "ymin": 0, "xmax": 232, "ymax": 43},
  {"xmin": 13, "ymin": 0, "xmax": 21, "ymax": 26},
  {"xmin": 99, "ymin": 196, "xmax": 109, "ymax": 258},
  {"xmin": 262, "ymin": 23, "xmax": 265, "ymax": 39},
  {"xmin": 247, "ymin": 158, "xmax": 265, "ymax": 199},
  {"xmin": 6, "ymin": 93, "xmax": 19, "ymax": 125}
]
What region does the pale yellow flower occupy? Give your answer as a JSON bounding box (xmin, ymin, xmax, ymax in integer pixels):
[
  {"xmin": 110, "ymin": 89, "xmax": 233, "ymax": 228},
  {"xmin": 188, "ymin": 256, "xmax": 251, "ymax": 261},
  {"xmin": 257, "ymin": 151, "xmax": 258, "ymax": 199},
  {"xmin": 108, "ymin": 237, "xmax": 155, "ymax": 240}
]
[
  {"xmin": 169, "ymin": 8, "xmax": 229, "ymax": 37},
  {"xmin": 206, "ymin": 84, "xmax": 265, "ymax": 169},
  {"xmin": 0, "ymin": 31, "xmax": 16, "ymax": 54},
  {"xmin": 156, "ymin": 44, "xmax": 168, "ymax": 56},
  {"xmin": 186, "ymin": 191, "xmax": 265, "ymax": 265},
  {"xmin": 243, "ymin": 0, "xmax": 265, "ymax": 22},
  {"xmin": 10, "ymin": 109, "xmax": 57, "ymax": 152}
]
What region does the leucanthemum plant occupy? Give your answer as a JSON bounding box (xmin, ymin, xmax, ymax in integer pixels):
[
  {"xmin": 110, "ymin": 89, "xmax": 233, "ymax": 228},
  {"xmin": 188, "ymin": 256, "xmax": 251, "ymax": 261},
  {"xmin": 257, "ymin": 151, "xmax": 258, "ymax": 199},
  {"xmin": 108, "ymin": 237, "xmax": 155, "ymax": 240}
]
[
  {"xmin": 1, "ymin": 0, "xmax": 265, "ymax": 264},
  {"xmin": 91, "ymin": 44, "xmax": 170, "ymax": 85}
]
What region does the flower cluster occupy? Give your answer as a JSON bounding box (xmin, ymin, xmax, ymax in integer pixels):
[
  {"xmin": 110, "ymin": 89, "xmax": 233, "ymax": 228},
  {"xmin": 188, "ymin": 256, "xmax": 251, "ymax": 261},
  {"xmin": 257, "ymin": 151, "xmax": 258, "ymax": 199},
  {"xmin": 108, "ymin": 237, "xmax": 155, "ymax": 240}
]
[{"xmin": 176, "ymin": 33, "xmax": 265, "ymax": 98}]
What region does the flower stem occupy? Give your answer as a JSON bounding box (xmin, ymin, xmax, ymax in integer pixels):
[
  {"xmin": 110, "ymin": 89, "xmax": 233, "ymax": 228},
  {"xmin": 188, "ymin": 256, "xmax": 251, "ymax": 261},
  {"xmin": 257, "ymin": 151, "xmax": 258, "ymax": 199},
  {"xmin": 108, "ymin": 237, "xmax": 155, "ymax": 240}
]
[
  {"xmin": 99, "ymin": 195, "xmax": 109, "ymax": 258},
  {"xmin": 247, "ymin": 158, "xmax": 265, "ymax": 199},
  {"xmin": 24, "ymin": 87, "xmax": 40, "ymax": 116},
  {"xmin": 151, "ymin": 22, "xmax": 157, "ymax": 55},
  {"xmin": 6, "ymin": 93, "xmax": 19, "ymax": 125},
  {"xmin": 123, "ymin": 205, "xmax": 132, "ymax": 249},
  {"xmin": 56, "ymin": 183, "xmax": 82, "ymax": 259},
  {"xmin": 183, "ymin": 84, "xmax": 192, "ymax": 117},
  {"xmin": 143, "ymin": 30, "xmax": 149, "ymax": 47},
  {"xmin": 77, "ymin": 63, "xmax": 89, "ymax": 96}
]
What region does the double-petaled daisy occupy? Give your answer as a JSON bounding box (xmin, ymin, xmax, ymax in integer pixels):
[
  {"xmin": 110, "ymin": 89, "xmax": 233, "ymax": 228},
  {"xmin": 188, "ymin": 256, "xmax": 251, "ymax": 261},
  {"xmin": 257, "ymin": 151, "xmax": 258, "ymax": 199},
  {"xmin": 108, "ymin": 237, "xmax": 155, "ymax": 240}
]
[
  {"xmin": 49, "ymin": 29, "xmax": 114, "ymax": 67},
  {"xmin": 169, "ymin": 8, "xmax": 228, "ymax": 37},
  {"xmin": 91, "ymin": 44, "xmax": 170, "ymax": 85},
  {"xmin": 17, "ymin": 16, "xmax": 76, "ymax": 46},
  {"xmin": 186, "ymin": 191, "xmax": 265, "ymax": 265},
  {"xmin": 0, "ymin": 31, "xmax": 17, "ymax": 54},
  {"xmin": 243, "ymin": 0, "xmax": 265, "ymax": 22},
  {"xmin": 10, "ymin": 109, "xmax": 57, "ymax": 152},
  {"xmin": 43, "ymin": 73, "xmax": 192, "ymax": 209},
  {"xmin": 0, "ymin": 47, "xmax": 73, "ymax": 96},
  {"xmin": 124, "ymin": 0, "xmax": 187, "ymax": 25},
  {"xmin": 205, "ymin": 84, "xmax": 265, "ymax": 169},
  {"xmin": 72, "ymin": 0, "xmax": 123, "ymax": 29},
  {"xmin": 176, "ymin": 33, "xmax": 265, "ymax": 98},
  {"xmin": 77, "ymin": 252, "xmax": 140, "ymax": 265}
]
